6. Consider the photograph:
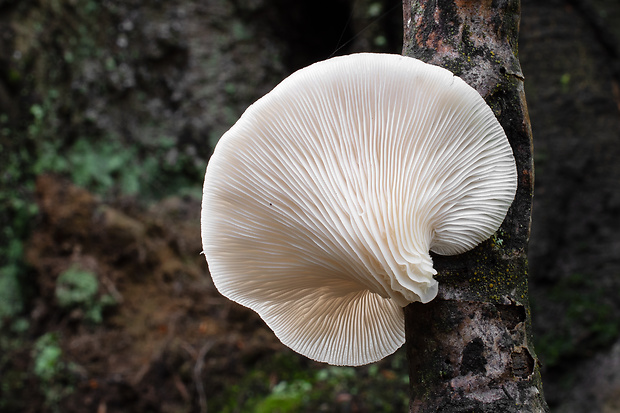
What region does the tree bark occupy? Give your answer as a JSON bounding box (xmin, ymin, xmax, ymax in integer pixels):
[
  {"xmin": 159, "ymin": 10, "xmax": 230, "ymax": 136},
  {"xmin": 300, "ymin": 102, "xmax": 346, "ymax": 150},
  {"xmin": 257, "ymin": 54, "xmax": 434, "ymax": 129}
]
[{"xmin": 401, "ymin": 1, "xmax": 549, "ymax": 411}]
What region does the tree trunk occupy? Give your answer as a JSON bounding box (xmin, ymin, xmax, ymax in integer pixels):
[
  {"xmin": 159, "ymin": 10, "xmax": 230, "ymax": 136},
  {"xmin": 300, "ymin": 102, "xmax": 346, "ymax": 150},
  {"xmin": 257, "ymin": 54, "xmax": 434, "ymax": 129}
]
[{"xmin": 401, "ymin": 1, "xmax": 549, "ymax": 411}]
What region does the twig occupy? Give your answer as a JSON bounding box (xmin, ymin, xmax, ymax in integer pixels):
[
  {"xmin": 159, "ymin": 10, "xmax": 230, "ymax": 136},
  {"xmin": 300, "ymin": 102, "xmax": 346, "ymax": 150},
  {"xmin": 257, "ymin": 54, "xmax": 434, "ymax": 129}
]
[{"xmin": 194, "ymin": 340, "xmax": 215, "ymax": 413}]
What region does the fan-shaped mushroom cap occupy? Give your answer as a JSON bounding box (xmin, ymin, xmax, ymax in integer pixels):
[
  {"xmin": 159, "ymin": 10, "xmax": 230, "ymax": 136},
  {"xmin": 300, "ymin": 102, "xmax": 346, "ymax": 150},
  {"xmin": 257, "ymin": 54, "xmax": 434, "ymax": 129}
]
[{"xmin": 201, "ymin": 53, "xmax": 517, "ymax": 366}]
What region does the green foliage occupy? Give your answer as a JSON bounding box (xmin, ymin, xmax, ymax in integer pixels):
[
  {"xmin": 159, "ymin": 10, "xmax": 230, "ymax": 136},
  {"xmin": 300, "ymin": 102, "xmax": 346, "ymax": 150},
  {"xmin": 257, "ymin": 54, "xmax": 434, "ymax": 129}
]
[
  {"xmin": 55, "ymin": 266, "xmax": 116, "ymax": 324},
  {"xmin": 33, "ymin": 333, "xmax": 64, "ymax": 382},
  {"xmin": 71, "ymin": 139, "xmax": 138, "ymax": 193},
  {"xmin": 213, "ymin": 351, "xmax": 409, "ymax": 412},
  {"xmin": 32, "ymin": 332, "xmax": 75, "ymax": 410},
  {"xmin": 31, "ymin": 132, "xmax": 203, "ymax": 200},
  {"xmin": 254, "ymin": 380, "xmax": 312, "ymax": 413},
  {"xmin": 0, "ymin": 243, "xmax": 30, "ymax": 329},
  {"xmin": 26, "ymin": 90, "xmax": 144, "ymax": 197},
  {"xmin": 55, "ymin": 266, "xmax": 98, "ymax": 307},
  {"xmin": 0, "ymin": 115, "xmax": 38, "ymax": 328},
  {"xmin": 559, "ymin": 73, "xmax": 571, "ymax": 93}
]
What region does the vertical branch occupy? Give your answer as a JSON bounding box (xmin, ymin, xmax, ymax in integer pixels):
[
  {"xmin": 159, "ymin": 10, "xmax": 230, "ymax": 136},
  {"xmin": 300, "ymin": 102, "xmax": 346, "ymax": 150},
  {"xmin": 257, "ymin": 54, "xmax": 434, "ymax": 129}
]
[{"xmin": 401, "ymin": 1, "xmax": 548, "ymax": 411}]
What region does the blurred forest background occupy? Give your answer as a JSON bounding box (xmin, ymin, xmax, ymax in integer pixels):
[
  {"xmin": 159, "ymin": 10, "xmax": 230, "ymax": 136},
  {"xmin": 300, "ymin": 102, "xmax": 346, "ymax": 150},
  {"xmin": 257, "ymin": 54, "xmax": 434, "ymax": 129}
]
[{"xmin": 0, "ymin": 0, "xmax": 619, "ymax": 412}]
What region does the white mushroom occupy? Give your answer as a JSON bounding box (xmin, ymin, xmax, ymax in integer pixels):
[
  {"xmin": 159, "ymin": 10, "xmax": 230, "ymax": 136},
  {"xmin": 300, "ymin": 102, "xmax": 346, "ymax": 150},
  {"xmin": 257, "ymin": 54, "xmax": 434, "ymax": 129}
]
[{"xmin": 201, "ymin": 53, "xmax": 517, "ymax": 366}]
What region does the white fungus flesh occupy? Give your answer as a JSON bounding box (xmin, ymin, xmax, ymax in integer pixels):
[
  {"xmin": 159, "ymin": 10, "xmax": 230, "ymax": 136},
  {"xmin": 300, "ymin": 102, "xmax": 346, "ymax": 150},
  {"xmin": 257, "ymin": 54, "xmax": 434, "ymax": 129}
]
[{"xmin": 201, "ymin": 53, "xmax": 517, "ymax": 366}]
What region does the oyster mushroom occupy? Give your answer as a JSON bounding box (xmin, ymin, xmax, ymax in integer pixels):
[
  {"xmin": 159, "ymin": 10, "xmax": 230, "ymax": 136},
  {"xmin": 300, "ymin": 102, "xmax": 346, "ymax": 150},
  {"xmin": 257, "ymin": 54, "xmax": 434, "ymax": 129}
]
[{"xmin": 201, "ymin": 53, "xmax": 517, "ymax": 366}]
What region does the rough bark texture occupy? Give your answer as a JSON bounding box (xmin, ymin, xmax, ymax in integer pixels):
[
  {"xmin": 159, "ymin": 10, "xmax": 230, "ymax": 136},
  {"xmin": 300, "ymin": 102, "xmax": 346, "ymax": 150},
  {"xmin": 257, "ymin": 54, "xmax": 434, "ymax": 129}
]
[{"xmin": 402, "ymin": 1, "xmax": 549, "ymax": 411}]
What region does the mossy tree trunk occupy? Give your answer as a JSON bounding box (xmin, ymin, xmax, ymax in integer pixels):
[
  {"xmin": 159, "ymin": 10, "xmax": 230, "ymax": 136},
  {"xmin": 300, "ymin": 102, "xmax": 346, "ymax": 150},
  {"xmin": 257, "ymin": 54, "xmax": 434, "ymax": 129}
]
[{"xmin": 401, "ymin": 1, "xmax": 549, "ymax": 411}]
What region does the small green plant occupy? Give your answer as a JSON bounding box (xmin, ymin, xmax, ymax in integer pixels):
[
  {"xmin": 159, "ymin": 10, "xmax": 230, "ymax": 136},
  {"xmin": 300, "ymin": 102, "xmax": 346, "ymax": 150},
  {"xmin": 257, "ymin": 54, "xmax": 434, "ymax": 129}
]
[
  {"xmin": 254, "ymin": 380, "xmax": 312, "ymax": 413},
  {"xmin": 559, "ymin": 72, "xmax": 571, "ymax": 92},
  {"xmin": 55, "ymin": 266, "xmax": 116, "ymax": 323},
  {"xmin": 32, "ymin": 332, "xmax": 74, "ymax": 410},
  {"xmin": 33, "ymin": 333, "xmax": 64, "ymax": 382}
]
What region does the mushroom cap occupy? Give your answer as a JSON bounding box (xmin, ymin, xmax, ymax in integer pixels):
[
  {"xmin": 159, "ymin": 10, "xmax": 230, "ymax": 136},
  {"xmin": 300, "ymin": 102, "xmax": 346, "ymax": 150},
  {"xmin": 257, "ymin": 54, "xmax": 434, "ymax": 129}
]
[{"xmin": 201, "ymin": 53, "xmax": 517, "ymax": 366}]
